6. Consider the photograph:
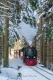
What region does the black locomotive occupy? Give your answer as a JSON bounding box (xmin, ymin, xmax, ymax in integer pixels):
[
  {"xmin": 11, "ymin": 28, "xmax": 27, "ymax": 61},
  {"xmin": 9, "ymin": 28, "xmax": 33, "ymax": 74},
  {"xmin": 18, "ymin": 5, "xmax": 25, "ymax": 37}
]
[{"xmin": 19, "ymin": 46, "xmax": 37, "ymax": 66}]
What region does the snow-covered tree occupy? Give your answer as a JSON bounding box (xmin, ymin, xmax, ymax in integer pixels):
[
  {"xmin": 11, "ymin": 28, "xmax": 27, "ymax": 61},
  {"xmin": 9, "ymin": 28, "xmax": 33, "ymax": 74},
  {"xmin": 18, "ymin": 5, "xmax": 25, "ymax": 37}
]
[
  {"xmin": 0, "ymin": 23, "xmax": 3, "ymax": 34},
  {"xmin": 20, "ymin": 36, "xmax": 28, "ymax": 48},
  {"xmin": 37, "ymin": 0, "xmax": 53, "ymax": 68},
  {"xmin": 40, "ymin": 0, "xmax": 52, "ymax": 11},
  {"xmin": 21, "ymin": 0, "xmax": 38, "ymax": 27},
  {"xmin": 37, "ymin": 0, "xmax": 53, "ymax": 43},
  {"xmin": 43, "ymin": 19, "xmax": 53, "ymax": 43},
  {"xmin": 0, "ymin": 0, "xmax": 21, "ymax": 46}
]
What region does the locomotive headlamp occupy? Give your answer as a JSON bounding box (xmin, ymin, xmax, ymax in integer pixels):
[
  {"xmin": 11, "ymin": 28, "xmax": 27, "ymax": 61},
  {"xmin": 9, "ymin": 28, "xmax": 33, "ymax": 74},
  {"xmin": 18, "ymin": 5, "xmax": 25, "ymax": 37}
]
[
  {"xmin": 34, "ymin": 56, "xmax": 36, "ymax": 58},
  {"xmin": 27, "ymin": 56, "xmax": 29, "ymax": 58}
]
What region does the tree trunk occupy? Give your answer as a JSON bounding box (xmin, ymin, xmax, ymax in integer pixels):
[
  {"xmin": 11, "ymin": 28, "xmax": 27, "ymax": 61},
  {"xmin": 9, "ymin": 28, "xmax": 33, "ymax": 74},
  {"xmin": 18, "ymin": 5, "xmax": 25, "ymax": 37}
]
[
  {"xmin": 39, "ymin": 18, "xmax": 43, "ymax": 64},
  {"xmin": 32, "ymin": 36, "xmax": 36, "ymax": 47},
  {"xmin": 0, "ymin": 35, "xmax": 3, "ymax": 73},
  {"xmin": 43, "ymin": 40, "xmax": 47, "ymax": 67},
  {"xmin": 37, "ymin": 11, "xmax": 43, "ymax": 64},
  {"xmin": 51, "ymin": 41, "xmax": 53, "ymax": 70},
  {"xmin": 3, "ymin": 0, "xmax": 9, "ymax": 67},
  {"xmin": 47, "ymin": 43, "xmax": 51, "ymax": 69}
]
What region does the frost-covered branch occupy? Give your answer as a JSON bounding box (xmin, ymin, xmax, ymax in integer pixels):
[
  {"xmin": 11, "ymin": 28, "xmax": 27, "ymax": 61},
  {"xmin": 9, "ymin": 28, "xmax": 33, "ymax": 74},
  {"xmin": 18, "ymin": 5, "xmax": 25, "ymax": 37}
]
[
  {"xmin": 0, "ymin": 6, "xmax": 9, "ymax": 10},
  {"xmin": 7, "ymin": 1, "xmax": 15, "ymax": 6},
  {"xmin": 0, "ymin": 2, "xmax": 15, "ymax": 11},
  {"xmin": 36, "ymin": 33, "xmax": 42, "ymax": 40},
  {"xmin": 0, "ymin": 10, "xmax": 13, "ymax": 16},
  {"xmin": 0, "ymin": 15, "xmax": 12, "ymax": 18}
]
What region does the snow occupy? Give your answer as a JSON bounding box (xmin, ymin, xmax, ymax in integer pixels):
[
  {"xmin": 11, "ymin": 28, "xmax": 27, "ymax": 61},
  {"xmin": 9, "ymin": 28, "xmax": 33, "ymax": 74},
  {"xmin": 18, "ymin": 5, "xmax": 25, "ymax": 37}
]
[
  {"xmin": 34, "ymin": 10, "xmax": 38, "ymax": 21},
  {"xmin": 0, "ymin": 56, "xmax": 53, "ymax": 80},
  {"xmin": 38, "ymin": 12, "xmax": 46, "ymax": 19},
  {"xmin": 0, "ymin": 6, "xmax": 9, "ymax": 10},
  {"xmin": 0, "ymin": 76, "xmax": 9, "ymax": 80},
  {"xmin": 43, "ymin": 23, "xmax": 46, "ymax": 27},
  {"xmin": 48, "ymin": 6, "xmax": 53, "ymax": 13},
  {"xmin": 0, "ymin": 15, "xmax": 12, "ymax": 18},
  {"xmin": 7, "ymin": 1, "xmax": 15, "ymax": 5},
  {"xmin": 1, "ymin": 68, "xmax": 18, "ymax": 79},
  {"xmin": 31, "ymin": 66, "xmax": 53, "ymax": 80},
  {"xmin": 0, "ymin": 2, "xmax": 14, "ymax": 10},
  {"xmin": 38, "ymin": 0, "xmax": 42, "ymax": 7},
  {"xmin": 36, "ymin": 33, "xmax": 42, "ymax": 40}
]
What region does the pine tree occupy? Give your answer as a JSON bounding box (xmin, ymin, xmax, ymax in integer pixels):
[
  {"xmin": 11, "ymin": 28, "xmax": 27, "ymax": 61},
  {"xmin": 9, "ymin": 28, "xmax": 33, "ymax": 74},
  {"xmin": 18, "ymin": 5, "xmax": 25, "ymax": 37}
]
[
  {"xmin": 37, "ymin": 0, "xmax": 53, "ymax": 69},
  {"xmin": 22, "ymin": 0, "xmax": 38, "ymax": 27},
  {"xmin": 28, "ymin": 0, "xmax": 38, "ymax": 10},
  {"xmin": 20, "ymin": 36, "xmax": 28, "ymax": 48}
]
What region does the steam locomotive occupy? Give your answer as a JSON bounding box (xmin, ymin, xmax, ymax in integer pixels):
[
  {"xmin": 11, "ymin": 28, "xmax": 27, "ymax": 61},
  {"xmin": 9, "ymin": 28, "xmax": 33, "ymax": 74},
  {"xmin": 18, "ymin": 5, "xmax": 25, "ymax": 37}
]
[{"xmin": 19, "ymin": 46, "xmax": 37, "ymax": 66}]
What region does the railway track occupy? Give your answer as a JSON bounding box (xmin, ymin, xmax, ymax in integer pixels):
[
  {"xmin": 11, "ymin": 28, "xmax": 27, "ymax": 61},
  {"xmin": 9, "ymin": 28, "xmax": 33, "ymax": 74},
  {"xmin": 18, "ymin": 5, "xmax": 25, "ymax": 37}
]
[
  {"xmin": 35, "ymin": 66, "xmax": 53, "ymax": 75},
  {"xmin": 29, "ymin": 66, "xmax": 53, "ymax": 80}
]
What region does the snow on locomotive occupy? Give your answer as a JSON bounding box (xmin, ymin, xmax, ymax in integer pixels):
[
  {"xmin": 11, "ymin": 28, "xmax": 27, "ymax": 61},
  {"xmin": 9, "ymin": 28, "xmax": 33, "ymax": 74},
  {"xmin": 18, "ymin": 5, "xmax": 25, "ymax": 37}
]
[{"xmin": 19, "ymin": 46, "xmax": 37, "ymax": 66}]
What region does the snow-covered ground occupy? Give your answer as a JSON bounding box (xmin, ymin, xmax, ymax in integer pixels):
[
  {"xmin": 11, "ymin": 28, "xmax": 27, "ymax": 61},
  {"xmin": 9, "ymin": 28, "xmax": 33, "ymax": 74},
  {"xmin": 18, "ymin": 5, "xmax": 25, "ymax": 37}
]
[{"xmin": 0, "ymin": 55, "xmax": 53, "ymax": 80}]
